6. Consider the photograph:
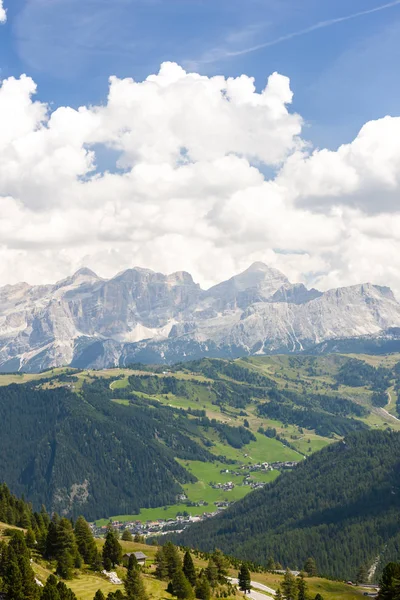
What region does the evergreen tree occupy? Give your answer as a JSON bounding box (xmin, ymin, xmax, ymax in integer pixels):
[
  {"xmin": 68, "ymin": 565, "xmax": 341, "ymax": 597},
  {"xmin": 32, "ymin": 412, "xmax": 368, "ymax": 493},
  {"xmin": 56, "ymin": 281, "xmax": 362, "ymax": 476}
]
[
  {"xmin": 41, "ymin": 575, "xmax": 61, "ymax": 600},
  {"xmin": 211, "ymin": 549, "xmax": 229, "ymax": 583},
  {"xmin": 1, "ymin": 533, "xmax": 38, "ymax": 600},
  {"xmin": 56, "ymin": 549, "xmax": 75, "ymax": 580},
  {"xmin": 356, "ymin": 564, "xmax": 369, "ymax": 585},
  {"xmin": 57, "ymin": 581, "xmax": 78, "ymax": 600},
  {"xmin": 282, "ymin": 569, "xmax": 298, "ymax": 600},
  {"xmin": 155, "ymin": 548, "xmax": 169, "ymax": 580},
  {"xmin": 124, "ymin": 558, "xmax": 148, "ymax": 600},
  {"xmin": 205, "ymin": 558, "xmax": 218, "ymax": 589},
  {"xmin": 297, "ymin": 572, "xmax": 308, "ymax": 600},
  {"xmin": 266, "ymin": 556, "xmax": 276, "ymax": 571},
  {"xmin": 183, "ymin": 550, "xmax": 197, "ymax": 587},
  {"xmin": 172, "ymin": 567, "xmax": 194, "ymax": 600},
  {"xmin": 122, "ymin": 529, "xmax": 133, "ymax": 541},
  {"xmin": 379, "ymin": 563, "xmax": 400, "ymax": 600},
  {"xmin": 74, "ymin": 516, "xmax": 97, "ymax": 565},
  {"xmin": 304, "ymin": 558, "xmax": 317, "ymax": 577},
  {"xmin": 276, "ymin": 589, "xmax": 283, "ymax": 600},
  {"xmin": 128, "ymin": 554, "xmax": 139, "ymax": 572},
  {"xmin": 238, "ymin": 563, "xmax": 251, "ymax": 594},
  {"xmin": 314, "ymin": 595, "xmax": 324, "ymax": 600},
  {"xmin": 94, "ymin": 591, "xmax": 106, "ymax": 600},
  {"xmin": 2, "ymin": 546, "xmax": 24, "ymax": 600},
  {"xmin": 195, "ymin": 575, "xmax": 211, "ymax": 600},
  {"xmin": 45, "ymin": 521, "xmax": 59, "ymax": 560},
  {"xmin": 163, "ymin": 542, "xmax": 182, "ymax": 578},
  {"xmin": 102, "ymin": 530, "xmax": 122, "ymax": 569},
  {"xmin": 26, "ymin": 528, "xmax": 37, "ymax": 549}
]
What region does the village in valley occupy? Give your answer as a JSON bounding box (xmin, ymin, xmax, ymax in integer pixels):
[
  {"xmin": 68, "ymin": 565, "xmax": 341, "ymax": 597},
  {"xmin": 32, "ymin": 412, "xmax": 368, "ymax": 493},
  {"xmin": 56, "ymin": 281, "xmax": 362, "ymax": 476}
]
[{"xmin": 91, "ymin": 460, "xmax": 299, "ymax": 539}]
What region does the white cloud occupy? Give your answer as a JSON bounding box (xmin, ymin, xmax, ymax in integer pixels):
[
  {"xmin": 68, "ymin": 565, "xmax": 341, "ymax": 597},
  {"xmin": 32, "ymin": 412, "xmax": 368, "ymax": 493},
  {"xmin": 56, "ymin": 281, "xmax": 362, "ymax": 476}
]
[
  {"xmin": 0, "ymin": 0, "xmax": 6, "ymax": 23},
  {"xmin": 0, "ymin": 62, "xmax": 400, "ymax": 297}
]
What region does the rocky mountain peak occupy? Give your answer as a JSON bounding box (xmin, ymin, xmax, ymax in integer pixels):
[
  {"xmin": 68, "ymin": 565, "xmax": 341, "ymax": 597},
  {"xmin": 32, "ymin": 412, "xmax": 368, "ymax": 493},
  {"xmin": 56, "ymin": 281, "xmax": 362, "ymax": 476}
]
[{"xmin": 0, "ymin": 263, "xmax": 399, "ymax": 372}]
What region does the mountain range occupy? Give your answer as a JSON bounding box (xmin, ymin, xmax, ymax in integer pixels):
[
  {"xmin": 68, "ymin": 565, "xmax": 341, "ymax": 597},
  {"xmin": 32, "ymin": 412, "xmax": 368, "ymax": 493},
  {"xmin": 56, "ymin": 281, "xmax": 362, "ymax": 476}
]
[{"xmin": 1, "ymin": 262, "xmax": 400, "ymax": 372}]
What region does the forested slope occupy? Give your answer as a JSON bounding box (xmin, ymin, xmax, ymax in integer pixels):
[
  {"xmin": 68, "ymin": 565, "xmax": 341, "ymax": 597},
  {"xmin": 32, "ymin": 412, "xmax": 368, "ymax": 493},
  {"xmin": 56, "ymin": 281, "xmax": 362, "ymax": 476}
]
[
  {"xmin": 176, "ymin": 430, "xmax": 400, "ymax": 580},
  {"xmin": 0, "ymin": 380, "xmax": 221, "ymax": 519}
]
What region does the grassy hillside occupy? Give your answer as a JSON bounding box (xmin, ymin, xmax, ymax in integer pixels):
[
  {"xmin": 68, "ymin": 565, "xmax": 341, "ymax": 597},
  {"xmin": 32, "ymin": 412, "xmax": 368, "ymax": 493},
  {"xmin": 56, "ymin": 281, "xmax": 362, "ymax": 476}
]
[{"xmin": 0, "ymin": 353, "xmax": 399, "ymax": 523}]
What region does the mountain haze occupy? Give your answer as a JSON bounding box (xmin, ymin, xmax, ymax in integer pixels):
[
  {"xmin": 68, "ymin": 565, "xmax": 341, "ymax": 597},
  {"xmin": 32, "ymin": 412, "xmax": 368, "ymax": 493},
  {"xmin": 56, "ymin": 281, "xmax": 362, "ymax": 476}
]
[{"xmin": 0, "ymin": 263, "xmax": 400, "ymax": 371}]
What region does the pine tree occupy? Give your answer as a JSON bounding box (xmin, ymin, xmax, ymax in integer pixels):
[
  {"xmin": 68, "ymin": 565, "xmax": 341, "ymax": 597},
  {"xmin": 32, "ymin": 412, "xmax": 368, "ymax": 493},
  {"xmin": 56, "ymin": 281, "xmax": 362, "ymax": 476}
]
[
  {"xmin": 282, "ymin": 569, "xmax": 298, "ymax": 600},
  {"xmin": 56, "ymin": 549, "xmax": 75, "ymax": 580},
  {"xmin": 128, "ymin": 554, "xmax": 139, "ymax": 572},
  {"xmin": 314, "ymin": 595, "xmax": 324, "ymax": 600},
  {"xmin": 238, "ymin": 563, "xmax": 251, "ymax": 594},
  {"xmin": 379, "ymin": 563, "xmax": 400, "ymax": 600},
  {"xmin": 155, "ymin": 548, "xmax": 168, "ymax": 580},
  {"xmin": 2, "ymin": 546, "xmax": 24, "ymax": 600},
  {"xmin": 211, "ymin": 549, "xmax": 229, "ymax": 583},
  {"xmin": 163, "ymin": 542, "xmax": 182, "ymax": 578},
  {"xmin": 122, "ymin": 529, "xmax": 133, "ymax": 541},
  {"xmin": 102, "ymin": 529, "xmax": 122, "ymax": 568},
  {"xmin": 266, "ymin": 556, "xmax": 276, "ymax": 571},
  {"xmin": 183, "ymin": 550, "xmax": 197, "ymax": 587},
  {"xmin": 74, "ymin": 516, "xmax": 97, "ymax": 565},
  {"xmin": 1, "ymin": 534, "xmax": 38, "ymax": 600},
  {"xmin": 297, "ymin": 572, "xmax": 308, "ymax": 600},
  {"xmin": 26, "ymin": 528, "xmax": 37, "ymax": 549},
  {"xmin": 205, "ymin": 558, "xmax": 218, "ymax": 588},
  {"xmin": 195, "ymin": 575, "xmax": 211, "ymax": 600},
  {"xmin": 356, "ymin": 564, "xmax": 369, "ymax": 585},
  {"xmin": 41, "ymin": 575, "xmax": 61, "ymax": 600},
  {"xmin": 124, "ymin": 558, "xmax": 149, "ymax": 600},
  {"xmin": 303, "ymin": 558, "xmax": 317, "ymax": 577},
  {"xmin": 276, "ymin": 589, "xmax": 283, "ymax": 600},
  {"xmin": 45, "ymin": 521, "xmax": 60, "ymax": 560},
  {"xmin": 172, "ymin": 567, "xmax": 194, "ymax": 600},
  {"xmin": 94, "ymin": 591, "xmax": 106, "ymax": 600},
  {"xmin": 57, "ymin": 581, "xmax": 78, "ymax": 600}
]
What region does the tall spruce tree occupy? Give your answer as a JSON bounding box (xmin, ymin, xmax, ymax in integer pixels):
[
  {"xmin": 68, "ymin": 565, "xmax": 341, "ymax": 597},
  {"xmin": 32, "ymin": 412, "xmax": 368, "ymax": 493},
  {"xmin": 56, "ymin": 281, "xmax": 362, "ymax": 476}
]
[
  {"xmin": 93, "ymin": 591, "xmax": 106, "ymax": 600},
  {"xmin": 155, "ymin": 548, "xmax": 168, "ymax": 580},
  {"xmin": 163, "ymin": 542, "xmax": 182, "ymax": 578},
  {"xmin": 183, "ymin": 550, "xmax": 197, "ymax": 587},
  {"xmin": 57, "ymin": 581, "xmax": 78, "ymax": 600},
  {"xmin": 195, "ymin": 575, "xmax": 211, "ymax": 600},
  {"xmin": 379, "ymin": 563, "xmax": 400, "ymax": 600},
  {"xmin": 74, "ymin": 516, "xmax": 97, "ymax": 565},
  {"xmin": 124, "ymin": 557, "xmax": 148, "ymax": 600},
  {"xmin": 205, "ymin": 558, "xmax": 218, "ymax": 589},
  {"xmin": 102, "ymin": 529, "xmax": 122, "ymax": 569},
  {"xmin": 211, "ymin": 549, "xmax": 229, "ymax": 583},
  {"xmin": 238, "ymin": 563, "xmax": 251, "ymax": 594},
  {"xmin": 304, "ymin": 558, "xmax": 317, "ymax": 577},
  {"xmin": 297, "ymin": 572, "xmax": 308, "ymax": 600},
  {"xmin": 172, "ymin": 567, "xmax": 194, "ymax": 600},
  {"xmin": 41, "ymin": 575, "xmax": 61, "ymax": 600},
  {"xmin": 282, "ymin": 569, "xmax": 298, "ymax": 600}
]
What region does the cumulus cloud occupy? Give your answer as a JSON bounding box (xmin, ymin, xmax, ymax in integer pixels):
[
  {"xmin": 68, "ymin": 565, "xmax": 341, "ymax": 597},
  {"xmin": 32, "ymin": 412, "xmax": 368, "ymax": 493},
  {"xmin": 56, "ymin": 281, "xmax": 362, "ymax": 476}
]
[
  {"xmin": 0, "ymin": 0, "xmax": 6, "ymax": 23},
  {"xmin": 0, "ymin": 62, "xmax": 400, "ymax": 297}
]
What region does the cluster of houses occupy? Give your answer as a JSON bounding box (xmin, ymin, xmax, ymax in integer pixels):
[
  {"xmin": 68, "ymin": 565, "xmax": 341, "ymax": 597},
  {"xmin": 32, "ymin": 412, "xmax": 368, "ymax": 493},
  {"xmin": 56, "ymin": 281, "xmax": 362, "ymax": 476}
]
[
  {"xmin": 211, "ymin": 481, "xmax": 235, "ymax": 491},
  {"xmin": 91, "ymin": 511, "xmax": 224, "ymax": 538}
]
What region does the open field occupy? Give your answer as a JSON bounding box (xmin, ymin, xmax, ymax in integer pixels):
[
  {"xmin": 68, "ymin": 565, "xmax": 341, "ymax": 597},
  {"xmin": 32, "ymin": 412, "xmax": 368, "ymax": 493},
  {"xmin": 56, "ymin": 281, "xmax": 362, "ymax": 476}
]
[{"xmin": 249, "ymin": 572, "xmax": 366, "ymax": 600}]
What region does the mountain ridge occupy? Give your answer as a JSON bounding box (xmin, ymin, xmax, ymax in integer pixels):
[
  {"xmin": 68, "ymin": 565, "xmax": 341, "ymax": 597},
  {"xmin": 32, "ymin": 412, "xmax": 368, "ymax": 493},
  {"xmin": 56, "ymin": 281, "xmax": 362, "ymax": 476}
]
[{"xmin": 1, "ymin": 263, "xmax": 400, "ymax": 372}]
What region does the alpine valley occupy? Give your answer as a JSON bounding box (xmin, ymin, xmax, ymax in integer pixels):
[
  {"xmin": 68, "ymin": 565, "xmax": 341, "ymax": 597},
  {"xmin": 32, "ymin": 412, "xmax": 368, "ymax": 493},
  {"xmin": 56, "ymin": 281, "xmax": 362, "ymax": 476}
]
[{"xmin": 1, "ymin": 262, "xmax": 400, "ymax": 373}]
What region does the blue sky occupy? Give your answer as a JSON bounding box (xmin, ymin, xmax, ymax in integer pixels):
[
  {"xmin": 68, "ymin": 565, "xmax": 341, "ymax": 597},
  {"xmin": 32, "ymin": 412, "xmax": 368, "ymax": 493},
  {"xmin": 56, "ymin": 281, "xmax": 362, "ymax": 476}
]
[{"xmin": 1, "ymin": 0, "xmax": 400, "ymax": 149}]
